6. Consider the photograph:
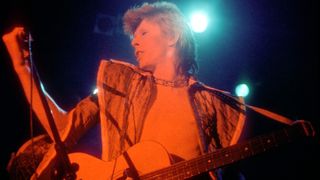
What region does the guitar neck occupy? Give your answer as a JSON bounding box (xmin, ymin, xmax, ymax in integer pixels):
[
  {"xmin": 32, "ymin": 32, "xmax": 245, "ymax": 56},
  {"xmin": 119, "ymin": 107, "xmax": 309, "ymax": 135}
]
[{"xmin": 140, "ymin": 122, "xmax": 314, "ymax": 180}]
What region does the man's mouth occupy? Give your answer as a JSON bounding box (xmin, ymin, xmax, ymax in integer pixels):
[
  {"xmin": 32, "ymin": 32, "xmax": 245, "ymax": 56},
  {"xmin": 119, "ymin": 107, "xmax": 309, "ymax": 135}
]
[{"xmin": 135, "ymin": 51, "xmax": 143, "ymax": 57}]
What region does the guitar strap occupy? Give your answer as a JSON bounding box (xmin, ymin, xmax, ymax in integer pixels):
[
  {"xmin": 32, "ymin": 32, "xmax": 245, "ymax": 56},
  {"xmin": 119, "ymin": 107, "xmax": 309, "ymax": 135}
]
[
  {"xmin": 244, "ymin": 104, "xmax": 294, "ymax": 125},
  {"xmin": 212, "ymin": 90, "xmax": 294, "ymax": 125},
  {"xmin": 122, "ymin": 151, "xmax": 140, "ymax": 180}
]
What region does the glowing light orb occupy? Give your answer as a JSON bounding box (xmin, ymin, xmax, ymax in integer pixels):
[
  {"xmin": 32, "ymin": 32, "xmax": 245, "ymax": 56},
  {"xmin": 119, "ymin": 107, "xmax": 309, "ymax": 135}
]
[
  {"xmin": 190, "ymin": 11, "xmax": 209, "ymax": 33},
  {"xmin": 235, "ymin": 84, "xmax": 250, "ymax": 97},
  {"xmin": 93, "ymin": 88, "xmax": 98, "ymax": 94}
]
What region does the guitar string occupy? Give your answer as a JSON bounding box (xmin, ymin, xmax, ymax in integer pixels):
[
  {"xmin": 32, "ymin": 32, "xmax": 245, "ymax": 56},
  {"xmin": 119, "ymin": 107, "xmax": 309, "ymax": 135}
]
[
  {"xmin": 141, "ymin": 143, "xmax": 251, "ymax": 179},
  {"xmin": 141, "ymin": 127, "xmax": 293, "ymax": 179}
]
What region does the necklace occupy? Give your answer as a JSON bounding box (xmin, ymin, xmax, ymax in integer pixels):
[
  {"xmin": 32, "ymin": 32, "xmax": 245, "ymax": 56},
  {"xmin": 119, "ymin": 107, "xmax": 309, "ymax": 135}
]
[{"xmin": 153, "ymin": 77, "xmax": 189, "ymax": 87}]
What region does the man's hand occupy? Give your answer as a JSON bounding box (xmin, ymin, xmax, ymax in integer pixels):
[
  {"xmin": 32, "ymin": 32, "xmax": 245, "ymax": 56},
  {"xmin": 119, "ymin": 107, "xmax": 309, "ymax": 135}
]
[{"xmin": 2, "ymin": 27, "xmax": 30, "ymax": 70}]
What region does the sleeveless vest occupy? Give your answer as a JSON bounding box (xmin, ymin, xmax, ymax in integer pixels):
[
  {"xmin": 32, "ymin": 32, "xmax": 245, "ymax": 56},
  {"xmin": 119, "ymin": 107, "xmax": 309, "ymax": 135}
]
[{"xmin": 96, "ymin": 59, "xmax": 246, "ymax": 161}]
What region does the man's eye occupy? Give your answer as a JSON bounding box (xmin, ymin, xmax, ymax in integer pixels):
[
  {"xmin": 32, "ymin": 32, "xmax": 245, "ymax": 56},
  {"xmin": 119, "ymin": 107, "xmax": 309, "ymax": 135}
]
[{"xmin": 142, "ymin": 32, "xmax": 148, "ymax": 36}]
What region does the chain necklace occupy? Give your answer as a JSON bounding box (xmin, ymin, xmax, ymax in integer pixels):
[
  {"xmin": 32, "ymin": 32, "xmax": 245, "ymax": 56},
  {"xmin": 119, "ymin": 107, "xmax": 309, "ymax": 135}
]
[{"xmin": 153, "ymin": 77, "xmax": 189, "ymax": 87}]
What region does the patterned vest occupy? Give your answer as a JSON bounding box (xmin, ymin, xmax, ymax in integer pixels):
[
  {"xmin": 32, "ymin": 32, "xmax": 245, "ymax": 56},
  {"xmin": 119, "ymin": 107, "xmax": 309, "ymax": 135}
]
[{"xmin": 96, "ymin": 59, "xmax": 246, "ymax": 161}]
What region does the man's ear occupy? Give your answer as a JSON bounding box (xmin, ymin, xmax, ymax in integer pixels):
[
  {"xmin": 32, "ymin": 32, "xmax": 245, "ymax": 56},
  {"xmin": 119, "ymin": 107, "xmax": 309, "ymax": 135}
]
[{"xmin": 167, "ymin": 31, "xmax": 180, "ymax": 47}]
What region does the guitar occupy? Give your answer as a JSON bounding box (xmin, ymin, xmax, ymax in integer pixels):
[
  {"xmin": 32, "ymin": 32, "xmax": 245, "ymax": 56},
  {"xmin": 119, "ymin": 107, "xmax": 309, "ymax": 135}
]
[{"xmin": 8, "ymin": 121, "xmax": 315, "ymax": 179}]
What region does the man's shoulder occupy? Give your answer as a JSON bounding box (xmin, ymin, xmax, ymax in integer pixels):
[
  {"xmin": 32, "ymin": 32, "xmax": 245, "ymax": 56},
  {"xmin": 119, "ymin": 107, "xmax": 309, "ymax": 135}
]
[
  {"xmin": 190, "ymin": 80, "xmax": 231, "ymax": 95},
  {"xmin": 191, "ymin": 81, "xmax": 243, "ymax": 103},
  {"xmin": 100, "ymin": 59, "xmax": 136, "ymax": 69},
  {"xmin": 99, "ymin": 59, "xmax": 151, "ymax": 76}
]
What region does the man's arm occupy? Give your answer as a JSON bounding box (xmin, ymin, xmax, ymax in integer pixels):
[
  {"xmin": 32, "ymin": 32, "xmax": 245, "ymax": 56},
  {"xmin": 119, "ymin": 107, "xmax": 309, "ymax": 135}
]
[{"xmin": 2, "ymin": 27, "xmax": 70, "ymax": 139}]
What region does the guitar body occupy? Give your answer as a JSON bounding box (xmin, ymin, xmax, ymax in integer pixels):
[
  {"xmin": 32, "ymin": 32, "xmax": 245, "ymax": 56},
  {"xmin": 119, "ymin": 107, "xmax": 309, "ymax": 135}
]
[{"xmin": 69, "ymin": 141, "xmax": 172, "ymax": 179}]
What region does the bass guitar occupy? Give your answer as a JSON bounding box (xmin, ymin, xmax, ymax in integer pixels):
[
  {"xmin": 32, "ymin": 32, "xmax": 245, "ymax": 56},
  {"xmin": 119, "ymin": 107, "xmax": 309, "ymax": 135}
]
[{"xmin": 8, "ymin": 121, "xmax": 315, "ymax": 179}]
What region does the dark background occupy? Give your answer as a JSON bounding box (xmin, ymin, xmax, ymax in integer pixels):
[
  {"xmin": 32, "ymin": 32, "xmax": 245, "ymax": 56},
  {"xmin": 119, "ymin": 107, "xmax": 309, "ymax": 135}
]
[{"xmin": 0, "ymin": 0, "xmax": 319, "ymax": 179}]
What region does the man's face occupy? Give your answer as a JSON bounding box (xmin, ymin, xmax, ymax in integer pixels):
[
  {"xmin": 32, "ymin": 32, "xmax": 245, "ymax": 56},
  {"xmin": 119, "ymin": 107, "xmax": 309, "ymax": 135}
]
[{"xmin": 131, "ymin": 19, "xmax": 170, "ymax": 71}]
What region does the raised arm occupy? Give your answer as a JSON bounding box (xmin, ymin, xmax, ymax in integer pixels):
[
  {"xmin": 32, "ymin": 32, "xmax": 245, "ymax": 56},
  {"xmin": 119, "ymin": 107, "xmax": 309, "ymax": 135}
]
[{"xmin": 2, "ymin": 27, "xmax": 70, "ymax": 140}]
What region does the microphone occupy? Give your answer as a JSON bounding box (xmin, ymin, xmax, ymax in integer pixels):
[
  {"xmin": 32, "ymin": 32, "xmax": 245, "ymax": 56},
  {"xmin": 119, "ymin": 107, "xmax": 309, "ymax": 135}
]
[
  {"xmin": 18, "ymin": 29, "xmax": 33, "ymax": 62},
  {"xmin": 19, "ymin": 29, "xmax": 33, "ymax": 49}
]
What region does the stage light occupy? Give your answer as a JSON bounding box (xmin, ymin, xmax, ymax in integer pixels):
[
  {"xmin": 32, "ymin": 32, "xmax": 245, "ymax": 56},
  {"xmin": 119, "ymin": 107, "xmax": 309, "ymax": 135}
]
[
  {"xmin": 93, "ymin": 88, "xmax": 98, "ymax": 94},
  {"xmin": 235, "ymin": 83, "xmax": 250, "ymax": 97},
  {"xmin": 190, "ymin": 11, "xmax": 209, "ymax": 33}
]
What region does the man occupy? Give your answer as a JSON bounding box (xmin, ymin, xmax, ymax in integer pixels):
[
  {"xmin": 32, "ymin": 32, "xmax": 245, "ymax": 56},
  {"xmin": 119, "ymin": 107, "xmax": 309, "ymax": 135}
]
[{"xmin": 3, "ymin": 1, "xmax": 246, "ymax": 179}]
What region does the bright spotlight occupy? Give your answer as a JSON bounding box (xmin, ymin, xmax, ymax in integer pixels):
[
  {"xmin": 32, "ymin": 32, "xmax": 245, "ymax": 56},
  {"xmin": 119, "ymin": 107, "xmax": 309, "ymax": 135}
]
[
  {"xmin": 93, "ymin": 88, "xmax": 98, "ymax": 94},
  {"xmin": 235, "ymin": 84, "xmax": 250, "ymax": 97},
  {"xmin": 190, "ymin": 11, "xmax": 208, "ymax": 33}
]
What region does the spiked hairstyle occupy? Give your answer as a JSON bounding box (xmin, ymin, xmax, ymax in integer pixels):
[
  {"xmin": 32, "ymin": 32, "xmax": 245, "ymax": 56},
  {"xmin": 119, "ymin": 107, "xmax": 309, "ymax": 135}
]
[{"xmin": 123, "ymin": 1, "xmax": 198, "ymax": 76}]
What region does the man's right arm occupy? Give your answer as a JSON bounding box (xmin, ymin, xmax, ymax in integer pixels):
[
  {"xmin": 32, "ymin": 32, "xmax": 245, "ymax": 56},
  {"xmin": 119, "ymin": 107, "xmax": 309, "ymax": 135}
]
[{"xmin": 2, "ymin": 27, "xmax": 70, "ymax": 140}]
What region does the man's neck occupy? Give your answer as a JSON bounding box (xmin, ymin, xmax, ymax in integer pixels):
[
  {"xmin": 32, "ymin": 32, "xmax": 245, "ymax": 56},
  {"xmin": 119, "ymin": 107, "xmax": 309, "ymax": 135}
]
[{"xmin": 153, "ymin": 59, "xmax": 185, "ymax": 82}]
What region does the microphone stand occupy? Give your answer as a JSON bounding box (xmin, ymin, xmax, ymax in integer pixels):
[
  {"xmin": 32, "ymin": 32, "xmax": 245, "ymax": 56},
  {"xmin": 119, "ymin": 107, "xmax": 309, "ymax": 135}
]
[{"xmin": 26, "ymin": 32, "xmax": 77, "ymax": 179}]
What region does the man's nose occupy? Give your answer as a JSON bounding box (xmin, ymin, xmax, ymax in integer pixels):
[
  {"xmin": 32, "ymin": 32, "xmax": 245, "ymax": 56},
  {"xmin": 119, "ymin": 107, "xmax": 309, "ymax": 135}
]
[{"xmin": 131, "ymin": 36, "xmax": 139, "ymax": 47}]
